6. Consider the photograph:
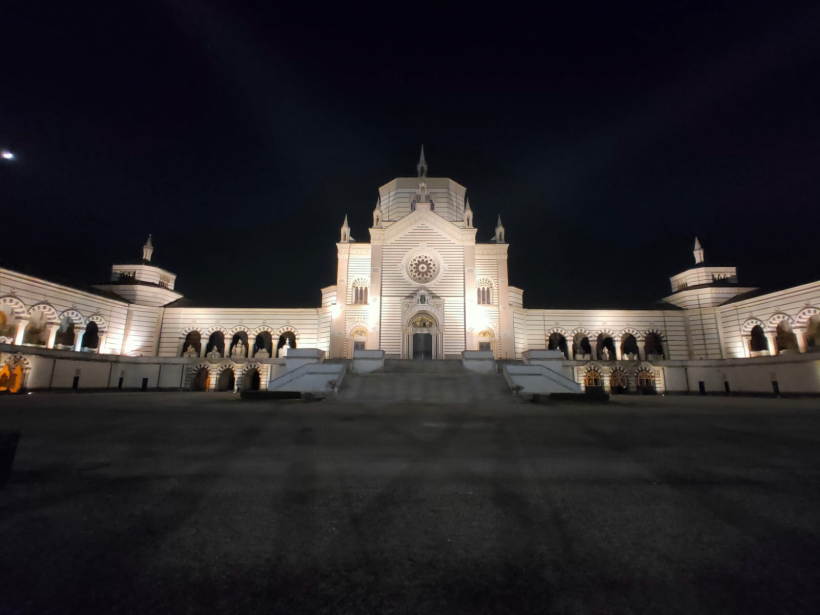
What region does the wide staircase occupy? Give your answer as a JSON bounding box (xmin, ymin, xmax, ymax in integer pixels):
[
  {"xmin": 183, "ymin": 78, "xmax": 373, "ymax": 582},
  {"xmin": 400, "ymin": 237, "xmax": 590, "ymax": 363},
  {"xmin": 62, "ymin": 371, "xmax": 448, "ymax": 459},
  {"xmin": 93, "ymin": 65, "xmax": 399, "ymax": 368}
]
[{"xmin": 337, "ymin": 359, "xmax": 512, "ymax": 403}]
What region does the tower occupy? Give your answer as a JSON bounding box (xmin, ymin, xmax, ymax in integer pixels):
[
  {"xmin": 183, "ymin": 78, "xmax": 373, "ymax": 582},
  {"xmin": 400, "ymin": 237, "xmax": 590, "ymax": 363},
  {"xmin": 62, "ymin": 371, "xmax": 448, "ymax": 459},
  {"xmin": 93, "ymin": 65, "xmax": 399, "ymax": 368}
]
[
  {"xmin": 416, "ymin": 145, "xmax": 428, "ymax": 178},
  {"xmin": 693, "ymin": 236, "xmax": 704, "ymax": 264},
  {"xmin": 142, "ymin": 234, "xmax": 154, "ymax": 262}
]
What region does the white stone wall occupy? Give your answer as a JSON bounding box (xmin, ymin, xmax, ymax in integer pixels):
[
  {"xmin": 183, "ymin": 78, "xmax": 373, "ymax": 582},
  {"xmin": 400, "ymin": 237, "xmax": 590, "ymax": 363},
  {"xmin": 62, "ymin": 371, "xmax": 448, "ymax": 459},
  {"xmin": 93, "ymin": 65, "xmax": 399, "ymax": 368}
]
[
  {"xmin": 0, "ymin": 267, "xmax": 128, "ymax": 354},
  {"xmin": 158, "ymin": 307, "xmax": 328, "ymax": 357}
]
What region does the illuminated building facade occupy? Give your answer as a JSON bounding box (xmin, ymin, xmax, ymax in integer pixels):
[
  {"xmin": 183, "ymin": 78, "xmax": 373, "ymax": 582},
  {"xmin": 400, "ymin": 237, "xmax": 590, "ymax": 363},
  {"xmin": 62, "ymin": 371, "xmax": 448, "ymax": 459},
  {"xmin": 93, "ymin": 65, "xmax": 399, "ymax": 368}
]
[{"xmin": 1, "ymin": 150, "xmax": 819, "ymax": 394}]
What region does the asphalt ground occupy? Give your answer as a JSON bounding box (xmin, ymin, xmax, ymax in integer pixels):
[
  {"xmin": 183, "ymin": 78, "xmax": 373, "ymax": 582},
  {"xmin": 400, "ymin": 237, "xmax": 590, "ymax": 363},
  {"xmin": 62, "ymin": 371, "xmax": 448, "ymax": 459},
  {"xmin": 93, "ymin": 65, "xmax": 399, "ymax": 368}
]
[{"xmin": 1, "ymin": 392, "xmax": 819, "ymax": 614}]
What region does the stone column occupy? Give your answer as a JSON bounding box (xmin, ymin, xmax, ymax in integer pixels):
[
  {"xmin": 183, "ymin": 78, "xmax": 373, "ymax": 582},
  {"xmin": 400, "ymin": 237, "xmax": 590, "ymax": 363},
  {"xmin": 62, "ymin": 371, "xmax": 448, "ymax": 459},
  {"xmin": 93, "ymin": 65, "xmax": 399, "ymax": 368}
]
[
  {"xmin": 794, "ymin": 328, "xmax": 807, "ymax": 353},
  {"xmin": 14, "ymin": 319, "xmax": 28, "ymax": 345},
  {"xmin": 98, "ymin": 332, "xmax": 108, "ymax": 354},
  {"xmin": 73, "ymin": 327, "xmax": 86, "ymax": 352},
  {"xmin": 615, "ymin": 339, "xmax": 622, "ymax": 361},
  {"xmin": 766, "ymin": 332, "xmax": 778, "ymax": 356},
  {"xmin": 589, "ymin": 340, "xmax": 598, "ymax": 362},
  {"xmin": 201, "ymin": 339, "xmax": 209, "ymax": 358},
  {"xmin": 46, "ymin": 323, "xmax": 59, "ymax": 349}
]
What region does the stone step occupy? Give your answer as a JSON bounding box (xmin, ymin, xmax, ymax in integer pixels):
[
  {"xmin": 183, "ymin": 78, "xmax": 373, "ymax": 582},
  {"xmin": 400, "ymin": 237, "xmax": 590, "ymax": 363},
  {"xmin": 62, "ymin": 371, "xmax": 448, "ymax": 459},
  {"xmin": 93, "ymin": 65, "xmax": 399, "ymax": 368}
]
[{"xmin": 337, "ymin": 367, "xmax": 513, "ymax": 403}]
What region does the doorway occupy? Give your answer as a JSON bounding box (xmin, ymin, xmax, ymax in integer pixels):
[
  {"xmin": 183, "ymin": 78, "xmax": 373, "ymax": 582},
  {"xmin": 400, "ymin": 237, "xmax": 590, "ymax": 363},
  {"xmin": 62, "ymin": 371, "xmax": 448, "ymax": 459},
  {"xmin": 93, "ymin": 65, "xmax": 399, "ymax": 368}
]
[{"xmin": 412, "ymin": 332, "xmax": 433, "ymax": 360}]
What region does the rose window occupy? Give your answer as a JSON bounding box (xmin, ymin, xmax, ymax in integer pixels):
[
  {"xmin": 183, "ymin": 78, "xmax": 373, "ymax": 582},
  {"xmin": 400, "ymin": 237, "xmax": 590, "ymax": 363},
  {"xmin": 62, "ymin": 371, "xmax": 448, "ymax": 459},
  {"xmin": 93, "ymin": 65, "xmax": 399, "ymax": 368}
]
[{"xmin": 407, "ymin": 255, "xmax": 439, "ymax": 283}]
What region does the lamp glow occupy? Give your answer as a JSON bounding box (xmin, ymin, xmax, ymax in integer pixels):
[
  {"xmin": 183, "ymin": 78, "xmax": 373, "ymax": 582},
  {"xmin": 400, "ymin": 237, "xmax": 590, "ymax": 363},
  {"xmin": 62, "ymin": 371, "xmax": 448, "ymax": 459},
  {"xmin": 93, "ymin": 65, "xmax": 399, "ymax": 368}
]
[{"xmin": 1, "ymin": 150, "xmax": 15, "ymax": 161}]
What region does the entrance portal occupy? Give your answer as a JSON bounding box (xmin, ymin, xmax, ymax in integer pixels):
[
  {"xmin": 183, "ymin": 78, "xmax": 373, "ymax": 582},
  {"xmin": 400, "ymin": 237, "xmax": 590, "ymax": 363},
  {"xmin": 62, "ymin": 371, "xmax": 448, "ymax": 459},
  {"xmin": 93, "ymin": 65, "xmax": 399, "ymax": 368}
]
[{"xmin": 412, "ymin": 332, "xmax": 433, "ymax": 360}]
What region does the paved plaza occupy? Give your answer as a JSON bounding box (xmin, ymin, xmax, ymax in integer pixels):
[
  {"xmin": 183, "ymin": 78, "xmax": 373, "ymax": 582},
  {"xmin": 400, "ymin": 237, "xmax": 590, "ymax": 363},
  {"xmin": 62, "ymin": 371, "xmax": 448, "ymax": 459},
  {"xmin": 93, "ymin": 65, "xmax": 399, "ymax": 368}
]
[{"xmin": 1, "ymin": 392, "xmax": 819, "ymax": 614}]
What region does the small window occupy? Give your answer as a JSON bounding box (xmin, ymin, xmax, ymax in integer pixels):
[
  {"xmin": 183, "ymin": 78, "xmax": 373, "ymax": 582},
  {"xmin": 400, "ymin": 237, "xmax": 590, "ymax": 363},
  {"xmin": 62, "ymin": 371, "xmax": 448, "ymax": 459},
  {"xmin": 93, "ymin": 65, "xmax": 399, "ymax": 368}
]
[
  {"xmin": 476, "ymin": 279, "xmax": 493, "ymax": 305},
  {"xmin": 354, "ymin": 341, "xmax": 365, "ymax": 351},
  {"xmin": 419, "ymin": 295, "xmax": 426, "ymax": 304},
  {"xmin": 353, "ymin": 285, "xmax": 368, "ymax": 305},
  {"xmin": 478, "ymin": 341, "xmax": 491, "ymax": 352}
]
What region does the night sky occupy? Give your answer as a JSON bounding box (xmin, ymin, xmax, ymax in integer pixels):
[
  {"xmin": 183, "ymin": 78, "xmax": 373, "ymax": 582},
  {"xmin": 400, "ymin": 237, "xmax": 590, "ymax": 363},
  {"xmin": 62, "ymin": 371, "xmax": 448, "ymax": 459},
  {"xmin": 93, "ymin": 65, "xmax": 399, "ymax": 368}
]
[{"xmin": 3, "ymin": 2, "xmax": 819, "ymax": 309}]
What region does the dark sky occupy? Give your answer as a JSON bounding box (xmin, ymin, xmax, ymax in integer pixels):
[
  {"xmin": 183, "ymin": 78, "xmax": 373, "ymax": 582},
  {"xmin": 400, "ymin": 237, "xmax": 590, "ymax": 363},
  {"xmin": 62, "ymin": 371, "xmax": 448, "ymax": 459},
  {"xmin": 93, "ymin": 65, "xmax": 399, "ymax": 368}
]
[{"xmin": 2, "ymin": 1, "xmax": 819, "ymax": 309}]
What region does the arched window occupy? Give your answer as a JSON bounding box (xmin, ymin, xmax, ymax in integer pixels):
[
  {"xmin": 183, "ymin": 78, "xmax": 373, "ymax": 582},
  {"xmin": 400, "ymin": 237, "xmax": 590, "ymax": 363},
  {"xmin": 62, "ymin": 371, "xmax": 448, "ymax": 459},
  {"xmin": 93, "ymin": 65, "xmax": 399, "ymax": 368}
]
[
  {"xmin": 253, "ymin": 332, "xmax": 273, "ymax": 358},
  {"xmin": 24, "ymin": 311, "xmax": 50, "ymax": 346},
  {"xmin": 205, "ymin": 331, "xmax": 225, "ymax": 357},
  {"xmin": 352, "ymin": 280, "xmax": 368, "ymax": 305},
  {"xmin": 0, "ymin": 310, "xmax": 14, "ymax": 339},
  {"xmin": 775, "ymin": 321, "xmax": 799, "ymax": 353},
  {"xmin": 229, "ymin": 332, "xmax": 249, "ymax": 357},
  {"xmin": 276, "ymin": 331, "xmax": 297, "ymax": 357},
  {"xmin": 55, "ymin": 317, "xmax": 75, "ymax": 348},
  {"xmin": 807, "ymin": 315, "xmax": 820, "ymax": 351},
  {"xmin": 181, "ymin": 331, "xmax": 202, "ymax": 356},
  {"xmin": 547, "ymin": 332, "xmax": 568, "ymax": 358},
  {"xmin": 597, "ymin": 333, "xmax": 616, "ymax": 361},
  {"xmin": 573, "ymin": 334, "xmax": 591, "ymax": 358},
  {"xmin": 476, "ymin": 279, "xmax": 493, "ymax": 305},
  {"xmin": 621, "ymin": 334, "xmax": 640, "ymax": 360},
  {"xmin": 644, "ymin": 332, "xmax": 665, "ymax": 359},
  {"xmin": 749, "ymin": 325, "xmax": 768, "ymax": 352},
  {"xmin": 81, "ymin": 321, "xmax": 99, "ymax": 350}
]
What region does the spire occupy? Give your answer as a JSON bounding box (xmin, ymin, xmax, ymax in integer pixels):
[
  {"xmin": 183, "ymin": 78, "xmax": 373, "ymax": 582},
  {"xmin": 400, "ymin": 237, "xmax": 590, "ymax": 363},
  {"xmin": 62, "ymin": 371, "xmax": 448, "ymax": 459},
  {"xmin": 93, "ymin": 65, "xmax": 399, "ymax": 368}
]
[
  {"xmin": 464, "ymin": 197, "xmax": 473, "ymax": 228},
  {"xmin": 142, "ymin": 234, "xmax": 154, "ymax": 262},
  {"xmin": 493, "ymin": 215, "xmax": 506, "ymax": 243},
  {"xmin": 372, "ymin": 197, "xmax": 382, "ymax": 228},
  {"xmin": 340, "ymin": 214, "xmax": 353, "ymax": 243},
  {"xmin": 416, "ymin": 145, "xmax": 428, "ymax": 178},
  {"xmin": 693, "ymin": 236, "xmax": 704, "ymax": 264}
]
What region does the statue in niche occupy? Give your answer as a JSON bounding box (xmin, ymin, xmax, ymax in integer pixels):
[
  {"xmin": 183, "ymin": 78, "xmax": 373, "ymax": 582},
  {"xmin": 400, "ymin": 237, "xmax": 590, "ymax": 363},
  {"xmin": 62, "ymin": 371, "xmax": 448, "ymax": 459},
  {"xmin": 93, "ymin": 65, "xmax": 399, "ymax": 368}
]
[
  {"xmin": 183, "ymin": 346, "xmax": 199, "ymax": 358},
  {"xmin": 207, "ymin": 347, "xmax": 221, "ymax": 360},
  {"xmin": 280, "ymin": 339, "xmax": 291, "ymax": 357},
  {"xmin": 255, "ymin": 347, "xmax": 270, "ymax": 359},
  {"xmin": 601, "ymin": 346, "xmax": 611, "ymax": 361},
  {"xmin": 232, "ymin": 339, "xmax": 245, "ymax": 358}
]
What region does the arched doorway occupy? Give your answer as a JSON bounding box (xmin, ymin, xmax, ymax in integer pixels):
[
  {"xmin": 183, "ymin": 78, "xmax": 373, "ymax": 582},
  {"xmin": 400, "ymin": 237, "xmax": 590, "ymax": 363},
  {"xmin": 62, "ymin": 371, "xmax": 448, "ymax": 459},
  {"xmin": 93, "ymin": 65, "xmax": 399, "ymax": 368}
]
[
  {"xmin": 610, "ymin": 369, "xmax": 628, "ymax": 394},
  {"xmin": 276, "ymin": 331, "xmax": 296, "ymax": 358},
  {"xmin": 547, "ymin": 332, "xmax": 568, "ymax": 358},
  {"xmin": 181, "ymin": 331, "xmax": 202, "ymax": 356},
  {"xmin": 0, "ymin": 364, "xmax": 24, "ymax": 394},
  {"xmin": 243, "ymin": 367, "xmax": 261, "ymax": 391},
  {"xmin": 216, "ymin": 368, "xmax": 235, "ymax": 392},
  {"xmin": 775, "ymin": 321, "xmax": 799, "ymax": 354},
  {"xmin": 253, "ymin": 332, "xmax": 273, "ymax": 358},
  {"xmin": 349, "ymin": 326, "xmax": 368, "ymax": 356},
  {"xmin": 191, "ymin": 367, "xmax": 209, "ymax": 391},
  {"xmin": 406, "ymin": 312, "xmax": 438, "ymax": 360},
  {"xmin": 477, "ymin": 329, "xmax": 495, "ymax": 353},
  {"xmin": 636, "ymin": 369, "xmax": 656, "ymax": 394},
  {"xmin": 749, "ymin": 325, "xmax": 768, "ymax": 353},
  {"xmin": 583, "ymin": 368, "xmax": 602, "ymax": 391},
  {"xmin": 81, "ymin": 321, "xmax": 99, "ymax": 351}
]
